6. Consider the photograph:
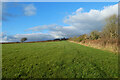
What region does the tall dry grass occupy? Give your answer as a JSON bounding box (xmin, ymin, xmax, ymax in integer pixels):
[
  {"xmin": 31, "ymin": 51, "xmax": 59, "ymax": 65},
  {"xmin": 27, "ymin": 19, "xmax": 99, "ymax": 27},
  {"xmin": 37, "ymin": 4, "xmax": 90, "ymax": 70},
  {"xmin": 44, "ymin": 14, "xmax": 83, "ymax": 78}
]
[{"xmin": 69, "ymin": 39, "xmax": 118, "ymax": 53}]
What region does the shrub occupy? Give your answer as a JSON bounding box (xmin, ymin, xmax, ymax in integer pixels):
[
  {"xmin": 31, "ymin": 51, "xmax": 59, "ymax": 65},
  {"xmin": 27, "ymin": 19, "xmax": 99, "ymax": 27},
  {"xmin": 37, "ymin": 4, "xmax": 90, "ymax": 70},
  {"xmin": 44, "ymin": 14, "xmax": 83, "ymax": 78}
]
[{"xmin": 21, "ymin": 38, "xmax": 27, "ymax": 43}]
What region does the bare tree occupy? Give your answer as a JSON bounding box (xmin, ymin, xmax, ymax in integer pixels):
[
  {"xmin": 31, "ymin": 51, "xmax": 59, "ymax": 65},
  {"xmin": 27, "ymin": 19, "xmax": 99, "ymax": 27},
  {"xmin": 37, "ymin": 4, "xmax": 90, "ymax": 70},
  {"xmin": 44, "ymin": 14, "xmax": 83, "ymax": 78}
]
[{"xmin": 102, "ymin": 14, "xmax": 118, "ymax": 39}]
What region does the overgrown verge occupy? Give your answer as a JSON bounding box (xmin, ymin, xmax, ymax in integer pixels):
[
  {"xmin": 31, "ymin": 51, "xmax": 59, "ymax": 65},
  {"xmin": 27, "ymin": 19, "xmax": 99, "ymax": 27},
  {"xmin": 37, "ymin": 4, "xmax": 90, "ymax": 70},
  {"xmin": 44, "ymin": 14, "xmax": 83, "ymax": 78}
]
[{"xmin": 68, "ymin": 39, "xmax": 118, "ymax": 53}]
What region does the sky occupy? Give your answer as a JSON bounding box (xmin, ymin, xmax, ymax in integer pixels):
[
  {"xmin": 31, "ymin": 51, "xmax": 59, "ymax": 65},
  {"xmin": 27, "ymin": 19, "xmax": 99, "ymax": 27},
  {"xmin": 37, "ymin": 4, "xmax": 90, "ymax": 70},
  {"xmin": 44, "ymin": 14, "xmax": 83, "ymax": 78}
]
[{"xmin": 1, "ymin": 2, "xmax": 118, "ymax": 42}]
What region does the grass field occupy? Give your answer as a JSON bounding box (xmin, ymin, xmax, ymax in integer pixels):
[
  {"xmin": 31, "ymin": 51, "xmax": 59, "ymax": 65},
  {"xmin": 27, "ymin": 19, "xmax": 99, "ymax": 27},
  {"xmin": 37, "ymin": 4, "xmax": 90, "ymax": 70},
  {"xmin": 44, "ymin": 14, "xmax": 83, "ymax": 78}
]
[{"xmin": 2, "ymin": 41, "xmax": 118, "ymax": 78}]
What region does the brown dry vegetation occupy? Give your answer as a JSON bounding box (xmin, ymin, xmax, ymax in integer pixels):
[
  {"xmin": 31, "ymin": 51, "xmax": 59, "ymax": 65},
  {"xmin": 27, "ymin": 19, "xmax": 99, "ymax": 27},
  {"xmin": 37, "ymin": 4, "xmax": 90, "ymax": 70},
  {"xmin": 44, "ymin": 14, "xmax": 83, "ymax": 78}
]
[
  {"xmin": 82, "ymin": 39, "xmax": 118, "ymax": 53},
  {"xmin": 69, "ymin": 39, "xmax": 118, "ymax": 53}
]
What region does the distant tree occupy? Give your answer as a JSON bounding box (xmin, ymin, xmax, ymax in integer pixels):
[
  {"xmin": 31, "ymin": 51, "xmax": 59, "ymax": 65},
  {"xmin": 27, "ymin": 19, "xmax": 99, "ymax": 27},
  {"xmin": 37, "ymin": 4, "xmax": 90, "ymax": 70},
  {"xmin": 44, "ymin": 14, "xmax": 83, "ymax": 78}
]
[
  {"xmin": 72, "ymin": 36, "xmax": 77, "ymax": 41},
  {"xmin": 21, "ymin": 37, "xmax": 27, "ymax": 43},
  {"xmin": 69, "ymin": 37, "xmax": 73, "ymax": 40},
  {"xmin": 76, "ymin": 34, "xmax": 88, "ymax": 42},
  {"xmin": 61, "ymin": 37, "xmax": 66, "ymax": 40}
]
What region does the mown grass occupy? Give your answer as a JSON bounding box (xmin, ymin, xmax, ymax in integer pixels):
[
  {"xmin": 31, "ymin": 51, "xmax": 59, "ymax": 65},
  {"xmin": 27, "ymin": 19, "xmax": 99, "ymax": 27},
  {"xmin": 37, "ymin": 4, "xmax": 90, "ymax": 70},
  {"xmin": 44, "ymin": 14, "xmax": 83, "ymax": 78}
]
[{"xmin": 2, "ymin": 41, "xmax": 118, "ymax": 78}]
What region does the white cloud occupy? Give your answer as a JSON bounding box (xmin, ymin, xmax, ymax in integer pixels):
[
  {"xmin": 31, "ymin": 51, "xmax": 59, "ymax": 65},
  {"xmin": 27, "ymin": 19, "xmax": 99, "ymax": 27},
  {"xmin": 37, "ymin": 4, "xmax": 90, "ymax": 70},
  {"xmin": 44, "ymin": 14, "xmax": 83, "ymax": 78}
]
[
  {"xmin": 27, "ymin": 24, "xmax": 79, "ymax": 37},
  {"xmin": 24, "ymin": 4, "xmax": 36, "ymax": 16},
  {"xmin": 26, "ymin": 24, "xmax": 59, "ymax": 31},
  {"xmin": 1, "ymin": 4, "xmax": 118, "ymax": 42},
  {"xmin": 1, "ymin": 3, "xmax": 37, "ymax": 21},
  {"xmin": 64, "ymin": 4, "xmax": 118, "ymax": 34},
  {"xmin": 0, "ymin": 32, "xmax": 59, "ymax": 42},
  {"xmin": 76, "ymin": 8, "xmax": 83, "ymax": 13},
  {"xmin": 27, "ymin": 4, "xmax": 118, "ymax": 37}
]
